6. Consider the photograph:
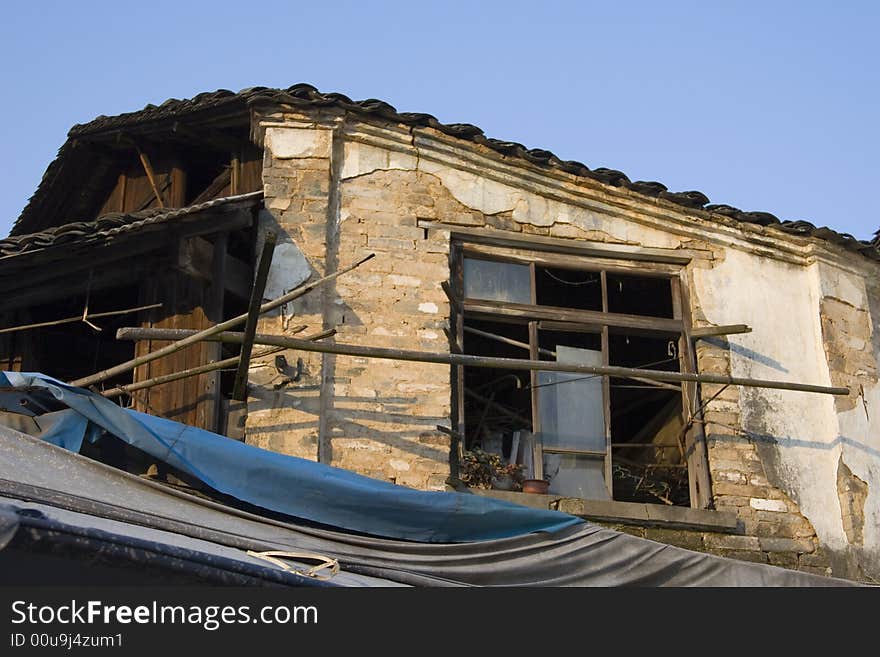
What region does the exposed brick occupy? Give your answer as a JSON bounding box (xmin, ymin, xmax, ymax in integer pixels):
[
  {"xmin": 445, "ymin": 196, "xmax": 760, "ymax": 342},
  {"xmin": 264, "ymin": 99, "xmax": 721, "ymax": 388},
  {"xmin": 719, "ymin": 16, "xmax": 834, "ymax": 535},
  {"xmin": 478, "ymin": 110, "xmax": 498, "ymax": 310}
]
[
  {"xmin": 713, "ymin": 482, "xmax": 771, "ymax": 498},
  {"xmin": 713, "ymin": 492, "xmax": 753, "ymax": 506},
  {"xmin": 767, "ymin": 553, "xmax": 800, "ymax": 569},
  {"xmin": 557, "ymin": 498, "xmax": 585, "ymax": 515},
  {"xmin": 799, "ymin": 552, "xmax": 832, "ymax": 568},
  {"xmin": 703, "ymin": 534, "xmax": 761, "ymax": 551},
  {"xmin": 758, "ymin": 537, "xmax": 816, "ymax": 554},
  {"xmin": 367, "ymin": 236, "xmax": 416, "ymax": 251},
  {"xmin": 710, "ymin": 549, "xmax": 769, "ymax": 564},
  {"xmin": 644, "ymin": 528, "xmax": 704, "ymax": 551}
]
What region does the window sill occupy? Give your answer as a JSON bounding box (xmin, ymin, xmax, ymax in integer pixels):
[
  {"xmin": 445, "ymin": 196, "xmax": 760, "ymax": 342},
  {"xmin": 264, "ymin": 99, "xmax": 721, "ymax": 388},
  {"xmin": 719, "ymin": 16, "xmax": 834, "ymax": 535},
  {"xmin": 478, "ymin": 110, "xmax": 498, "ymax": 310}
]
[{"xmin": 469, "ymin": 488, "xmax": 738, "ymax": 533}]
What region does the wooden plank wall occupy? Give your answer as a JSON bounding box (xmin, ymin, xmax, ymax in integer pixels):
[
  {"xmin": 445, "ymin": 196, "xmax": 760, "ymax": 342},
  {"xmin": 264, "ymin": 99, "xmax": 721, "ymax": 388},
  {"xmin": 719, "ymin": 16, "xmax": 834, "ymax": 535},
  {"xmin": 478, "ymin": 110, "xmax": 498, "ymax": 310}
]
[
  {"xmin": 132, "ymin": 265, "xmax": 217, "ymax": 430},
  {"xmin": 96, "ymin": 143, "xmax": 263, "ymax": 217}
]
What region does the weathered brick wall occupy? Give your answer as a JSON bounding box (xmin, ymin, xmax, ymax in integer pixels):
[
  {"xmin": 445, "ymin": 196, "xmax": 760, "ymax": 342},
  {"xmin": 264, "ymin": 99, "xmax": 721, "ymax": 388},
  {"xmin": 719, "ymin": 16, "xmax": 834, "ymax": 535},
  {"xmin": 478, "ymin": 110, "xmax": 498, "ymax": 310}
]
[
  {"xmin": 241, "ymin": 113, "xmax": 878, "ymax": 580},
  {"xmin": 599, "ymin": 523, "xmax": 832, "ymax": 576},
  {"xmin": 247, "ymin": 120, "xmax": 453, "ymax": 489},
  {"xmin": 328, "ymin": 168, "xmax": 453, "ymax": 489},
  {"xmin": 245, "ymin": 124, "xmax": 334, "ymax": 461},
  {"xmin": 820, "ymin": 296, "xmax": 877, "ymax": 414},
  {"xmin": 694, "ymin": 338, "xmax": 833, "ymax": 575}
]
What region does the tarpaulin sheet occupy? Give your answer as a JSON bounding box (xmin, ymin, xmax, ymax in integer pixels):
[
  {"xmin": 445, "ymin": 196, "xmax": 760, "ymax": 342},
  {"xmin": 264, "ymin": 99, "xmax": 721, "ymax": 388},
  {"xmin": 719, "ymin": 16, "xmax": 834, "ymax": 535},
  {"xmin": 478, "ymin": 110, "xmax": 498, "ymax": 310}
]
[
  {"xmin": 0, "ymin": 372, "xmax": 581, "ymax": 543},
  {"xmin": 0, "ymin": 424, "xmax": 855, "ymax": 586}
]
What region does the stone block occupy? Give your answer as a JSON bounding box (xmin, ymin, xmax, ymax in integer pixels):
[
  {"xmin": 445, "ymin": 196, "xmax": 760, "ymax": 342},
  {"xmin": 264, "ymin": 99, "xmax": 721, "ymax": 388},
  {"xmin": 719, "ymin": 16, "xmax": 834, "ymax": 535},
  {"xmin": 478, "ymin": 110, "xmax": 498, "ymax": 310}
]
[
  {"xmin": 712, "ymin": 492, "xmax": 752, "ymax": 506},
  {"xmin": 557, "ymin": 498, "xmax": 585, "ymax": 515},
  {"xmin": 265, "ymin": 126, "xmax": 332, "ymax": 159},
  {"xmin": 713, "ymin": 482, "xmax": 771, "ymax": 498},
  {"xmin": 749, "ymin": 498, "xmax": 788, "ymax": 512},
  {"xmin": 703, "ymin": 534, "xmax": 760, "ymax": 551},
  {"xmin": 758, "ymin": 537, "xmax": 815, "ymax": 554},
  {"xmin": 767, "ymin": 553, "xmax": 800, "ymax": 569},
  {"xmin": 376, "ymin": 225, "xmax": 427, "ymax": 241},
  {"xmin": 644, "ymin": 528, "xmax": 704, "ymax": 551},
  {"xmin": 367, "ymin": 236, "xmax": 416, "ymax": 251},
  {"xmin": 714, "ymin": 470, "xmax": 748, "ymax": 484},
  {"xmin": 798, "ymin": 552, "xmax": 832, "ymax": 567},
  {"xmin": 711, "ymin": 549, "xmax": 768, "ymax": 564}
]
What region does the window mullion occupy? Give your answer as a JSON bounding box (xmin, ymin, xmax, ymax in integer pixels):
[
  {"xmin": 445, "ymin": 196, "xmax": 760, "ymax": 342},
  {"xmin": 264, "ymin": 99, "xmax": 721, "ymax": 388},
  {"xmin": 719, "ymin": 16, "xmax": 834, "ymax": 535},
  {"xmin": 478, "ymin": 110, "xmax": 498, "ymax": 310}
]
[
  {"xmin": 600, "ymin": 270, "xmax": 613, "ymax": 499},
  {"xmin": 528, "ymin": 262, "xmax": 543, "ymax": 480}
]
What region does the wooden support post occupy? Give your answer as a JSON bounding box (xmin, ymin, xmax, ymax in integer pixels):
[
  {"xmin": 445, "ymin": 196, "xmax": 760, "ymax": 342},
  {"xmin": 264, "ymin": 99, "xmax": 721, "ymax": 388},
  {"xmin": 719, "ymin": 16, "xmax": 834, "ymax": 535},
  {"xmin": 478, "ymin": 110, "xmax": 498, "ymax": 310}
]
[
  {"xmin": 117, "ymin": 173, "xmax": 127, "ymax": 212},
  {"xmin": 232, "ymin": 232, "xmax": 276, "ymax": 401},
  {"xmin": 231, "ymin": 153, "xmax": 241, "ymax": 195},
  {"xmin": 600, "ymin": 271, "xmax": 614, "ymax": 498},
  {"xmin": 170, "ymin": 164, "xmax": 187, "ymax": 207},
  {"xmin": 71, "ymin": 253, "xmax": 375, "ymax": 388},
  {"xmin": 205, "ymin": 232, "xmax": 228, "ymax": 434}
]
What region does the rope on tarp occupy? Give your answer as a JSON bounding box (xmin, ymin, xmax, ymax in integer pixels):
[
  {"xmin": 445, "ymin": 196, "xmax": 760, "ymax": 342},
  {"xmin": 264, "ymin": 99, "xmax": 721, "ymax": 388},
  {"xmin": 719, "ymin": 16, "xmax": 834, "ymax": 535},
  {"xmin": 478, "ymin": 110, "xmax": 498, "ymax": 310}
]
[{"xmin": 247, "ymin": 549, "xmax": 340, "ymax": 581}]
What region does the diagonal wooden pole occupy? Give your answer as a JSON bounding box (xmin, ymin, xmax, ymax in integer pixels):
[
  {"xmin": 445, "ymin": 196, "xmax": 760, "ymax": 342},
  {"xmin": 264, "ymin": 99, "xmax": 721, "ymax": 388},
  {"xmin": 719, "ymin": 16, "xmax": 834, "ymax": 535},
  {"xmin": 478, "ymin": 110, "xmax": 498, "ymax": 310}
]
[
  {"xmin": 71, "ymin": 253, "xmax": 375, "ymax": 388},
  {"xmin": 101, "ymin": 328, "xmax": 335, "ymax": 399}
]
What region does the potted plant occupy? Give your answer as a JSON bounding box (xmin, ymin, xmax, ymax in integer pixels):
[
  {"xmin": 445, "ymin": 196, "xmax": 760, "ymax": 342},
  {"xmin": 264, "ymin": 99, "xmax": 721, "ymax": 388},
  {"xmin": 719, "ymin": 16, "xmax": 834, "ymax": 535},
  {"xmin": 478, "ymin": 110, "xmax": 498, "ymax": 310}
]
[{"xmin": 459, "ymin": 448, "xmax": 525, "ymax": 491}]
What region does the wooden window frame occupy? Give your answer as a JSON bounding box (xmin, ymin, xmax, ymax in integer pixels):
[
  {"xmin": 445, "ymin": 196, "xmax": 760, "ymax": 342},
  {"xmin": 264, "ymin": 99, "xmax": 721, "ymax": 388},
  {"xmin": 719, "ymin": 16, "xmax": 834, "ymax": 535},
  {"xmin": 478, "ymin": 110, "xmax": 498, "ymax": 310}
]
[{"xmin": 452, "ymin": 239, "xmax": 712, "ymax": 509}]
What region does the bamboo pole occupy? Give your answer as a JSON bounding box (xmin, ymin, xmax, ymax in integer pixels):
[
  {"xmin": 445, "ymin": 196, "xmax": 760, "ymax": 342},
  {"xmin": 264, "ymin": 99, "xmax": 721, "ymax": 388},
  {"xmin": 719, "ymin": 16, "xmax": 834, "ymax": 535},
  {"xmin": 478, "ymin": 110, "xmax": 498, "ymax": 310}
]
[
  {"xmin": 70, "ymin": 253, "xmax": 375, "ymax": 388},
  {"xmin": 101, "ymin": 347, "xmax": 285, "ymax": 399},
  {"xmin": 0, "ymin": 303, "xmax": 162, "ymax": 334},
  {"xmin": 102, "ymin": 328, "xmax": 335, "ymax": 399},
  {"xmin": 115, "ymin": 326, "xmax": 850, "ymax": 396},
  {"xmin": 232, "ymin": 232, "xmax": 276, "ymax": 401},
  {"xmin": 463, "ymin": 325, "xmax": 555, "ymax": 358}
]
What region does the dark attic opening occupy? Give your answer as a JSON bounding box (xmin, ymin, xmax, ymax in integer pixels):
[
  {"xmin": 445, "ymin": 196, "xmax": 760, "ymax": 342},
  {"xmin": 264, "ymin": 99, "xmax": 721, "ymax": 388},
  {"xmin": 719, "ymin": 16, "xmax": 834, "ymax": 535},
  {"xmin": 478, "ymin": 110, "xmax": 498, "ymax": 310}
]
[
  {"xmin": 0, "ymin": 285, "xmax": 139, "ymax": 390},
  {"xmin": 455, "ymin": 247, "xmax": 692, "ymax": 507}
]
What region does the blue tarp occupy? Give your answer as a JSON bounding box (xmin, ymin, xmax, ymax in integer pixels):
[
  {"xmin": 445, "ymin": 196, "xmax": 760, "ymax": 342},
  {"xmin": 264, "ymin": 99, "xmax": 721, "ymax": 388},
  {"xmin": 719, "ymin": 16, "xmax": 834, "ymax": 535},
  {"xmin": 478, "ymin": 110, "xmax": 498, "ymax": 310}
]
[{"xmin": 0, "ymin": 372, "xmax": 582, "ymax": 543}]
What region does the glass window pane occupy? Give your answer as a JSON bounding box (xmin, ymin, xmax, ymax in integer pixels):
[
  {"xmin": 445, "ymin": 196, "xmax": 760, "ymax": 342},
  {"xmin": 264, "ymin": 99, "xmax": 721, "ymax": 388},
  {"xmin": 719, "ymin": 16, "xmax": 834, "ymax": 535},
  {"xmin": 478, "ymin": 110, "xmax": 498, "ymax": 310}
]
[
  {"xmin": 463, "ymin": 258, "xmax": 531, "ymax": 304},
  {"xmin": 545, "ymin": 453, "xmax": 609, "ymax": 500},
  {"xmin": 538, "ymin": 346, "xmax": 605, "ymax": 452},
  {"xmin": 538, "ymin": 345, "xmax": 609, "ymax": 500}
]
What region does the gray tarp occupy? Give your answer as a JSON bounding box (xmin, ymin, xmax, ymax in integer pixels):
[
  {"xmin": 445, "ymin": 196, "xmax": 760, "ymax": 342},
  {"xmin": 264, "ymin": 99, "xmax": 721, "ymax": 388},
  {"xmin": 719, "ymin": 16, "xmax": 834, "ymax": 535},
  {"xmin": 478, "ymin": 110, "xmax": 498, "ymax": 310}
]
[{"xmin": 0, "ymin": 426, "xmax": 855, "ymax": 586}]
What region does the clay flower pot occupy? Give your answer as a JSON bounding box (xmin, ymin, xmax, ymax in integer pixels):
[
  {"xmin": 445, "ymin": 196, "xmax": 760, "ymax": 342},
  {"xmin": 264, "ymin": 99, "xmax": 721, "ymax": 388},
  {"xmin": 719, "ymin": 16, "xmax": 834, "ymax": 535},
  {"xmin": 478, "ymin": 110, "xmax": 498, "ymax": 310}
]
[{"xmin": 522, "ymin": 478, "xmax": 550, "ymax": 494}]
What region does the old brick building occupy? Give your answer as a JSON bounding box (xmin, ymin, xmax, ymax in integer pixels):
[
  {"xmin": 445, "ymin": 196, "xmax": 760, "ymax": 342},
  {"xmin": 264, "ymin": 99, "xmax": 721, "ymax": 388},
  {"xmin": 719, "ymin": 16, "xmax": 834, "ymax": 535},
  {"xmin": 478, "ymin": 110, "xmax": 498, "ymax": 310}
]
[{"xmin": 2, "ymin": 84, "xmax": 878, "ymax": 582}]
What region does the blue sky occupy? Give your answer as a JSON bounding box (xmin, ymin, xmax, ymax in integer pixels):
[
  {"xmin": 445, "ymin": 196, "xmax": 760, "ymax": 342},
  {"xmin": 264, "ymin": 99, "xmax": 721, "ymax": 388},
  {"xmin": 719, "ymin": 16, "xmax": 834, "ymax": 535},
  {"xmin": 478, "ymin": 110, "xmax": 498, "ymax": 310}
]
[{"xmin": 0, "ymin": 1, "xmax": 877, "ymax": 239}]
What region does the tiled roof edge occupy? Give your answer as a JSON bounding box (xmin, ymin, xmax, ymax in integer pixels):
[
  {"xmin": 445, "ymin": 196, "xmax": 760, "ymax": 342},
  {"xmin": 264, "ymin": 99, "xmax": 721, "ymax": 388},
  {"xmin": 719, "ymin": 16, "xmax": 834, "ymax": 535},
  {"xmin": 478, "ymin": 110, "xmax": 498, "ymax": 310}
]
[
  {"xmin": 1, "ymin": 192, "xmax": 262, "ymax": 259},
  {"xmin": 10, "ymin": 83, "xmax": 878, "ymax": 262}
]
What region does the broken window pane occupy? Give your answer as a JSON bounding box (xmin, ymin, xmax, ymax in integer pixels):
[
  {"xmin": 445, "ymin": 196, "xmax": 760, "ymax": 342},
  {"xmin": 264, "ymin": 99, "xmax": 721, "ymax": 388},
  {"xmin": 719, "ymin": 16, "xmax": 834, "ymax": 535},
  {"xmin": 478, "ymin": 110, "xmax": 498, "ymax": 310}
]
[
  {"xmin": 463, "ymin": 258, "xmax": 531, "ymax": 304},
  {"xmin": 535, "ymin": 266, "xmax": 602, "ymax": 311},
  {"xmin": 606, "ymin": 273, "xmax": 674, "ymax": 318}
]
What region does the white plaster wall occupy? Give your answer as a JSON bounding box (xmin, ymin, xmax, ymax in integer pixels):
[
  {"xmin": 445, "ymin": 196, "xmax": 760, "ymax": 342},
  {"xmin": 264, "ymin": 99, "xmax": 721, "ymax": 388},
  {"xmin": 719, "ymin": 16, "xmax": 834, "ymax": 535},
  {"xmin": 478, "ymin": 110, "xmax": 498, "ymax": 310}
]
[{"xmin": 694, "ymin": 251, "xmax": 879, "ymax": 555}]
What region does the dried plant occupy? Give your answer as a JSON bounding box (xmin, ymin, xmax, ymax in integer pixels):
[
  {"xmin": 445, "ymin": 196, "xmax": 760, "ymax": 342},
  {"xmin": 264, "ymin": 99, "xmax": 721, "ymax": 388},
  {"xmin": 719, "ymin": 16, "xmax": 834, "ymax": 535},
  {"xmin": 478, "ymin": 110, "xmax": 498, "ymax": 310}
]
[{"xmin": 460, "ymin": 448, "xmax": 525, "ymax": 490}]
